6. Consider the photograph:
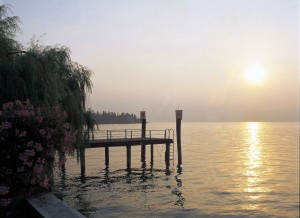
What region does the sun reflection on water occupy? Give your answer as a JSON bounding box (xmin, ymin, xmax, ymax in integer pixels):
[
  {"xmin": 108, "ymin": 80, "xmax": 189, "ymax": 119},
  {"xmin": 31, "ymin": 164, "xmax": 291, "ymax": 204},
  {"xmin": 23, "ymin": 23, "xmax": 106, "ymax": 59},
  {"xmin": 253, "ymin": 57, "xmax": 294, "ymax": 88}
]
[
  {"xmin": 243, "ymin": 122, "xmax": 269, "ymax": 199},
  {"xmin": 247, "ymin": 122, "xmax": 261, "ymax": 170}
]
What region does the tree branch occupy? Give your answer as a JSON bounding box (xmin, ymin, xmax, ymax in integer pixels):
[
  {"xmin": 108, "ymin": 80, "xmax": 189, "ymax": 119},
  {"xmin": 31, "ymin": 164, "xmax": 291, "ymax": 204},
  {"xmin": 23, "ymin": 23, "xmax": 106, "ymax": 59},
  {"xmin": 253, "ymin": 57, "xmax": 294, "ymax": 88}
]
[{"xmin": 6, "ymin": 50, "xmax": 27, "ymax": 57}]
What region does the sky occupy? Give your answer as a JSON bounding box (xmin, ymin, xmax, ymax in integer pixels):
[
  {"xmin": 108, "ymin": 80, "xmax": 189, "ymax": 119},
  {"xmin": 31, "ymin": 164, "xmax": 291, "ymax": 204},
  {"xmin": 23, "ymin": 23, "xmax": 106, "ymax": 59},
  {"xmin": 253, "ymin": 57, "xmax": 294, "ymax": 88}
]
[{"xmin": 2, "ymin": 0, "xmax": 299, "ymax": 121}]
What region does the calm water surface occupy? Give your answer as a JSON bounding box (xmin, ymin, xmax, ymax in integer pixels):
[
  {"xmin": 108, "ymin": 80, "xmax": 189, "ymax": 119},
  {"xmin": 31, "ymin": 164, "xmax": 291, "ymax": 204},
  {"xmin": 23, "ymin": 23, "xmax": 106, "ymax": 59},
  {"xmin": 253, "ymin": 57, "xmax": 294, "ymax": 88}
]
[{"xmin": 54, "ymin": 122, "xmax": 299, "ymax": 218}]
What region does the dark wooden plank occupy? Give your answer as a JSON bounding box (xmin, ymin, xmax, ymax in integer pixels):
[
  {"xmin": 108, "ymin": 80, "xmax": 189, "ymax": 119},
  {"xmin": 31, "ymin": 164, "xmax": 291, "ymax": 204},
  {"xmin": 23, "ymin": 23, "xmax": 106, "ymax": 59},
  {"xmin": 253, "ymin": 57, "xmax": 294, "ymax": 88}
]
[{"xmin": 87, "ymin": 138, "xmax": 173, "ymax": 148}]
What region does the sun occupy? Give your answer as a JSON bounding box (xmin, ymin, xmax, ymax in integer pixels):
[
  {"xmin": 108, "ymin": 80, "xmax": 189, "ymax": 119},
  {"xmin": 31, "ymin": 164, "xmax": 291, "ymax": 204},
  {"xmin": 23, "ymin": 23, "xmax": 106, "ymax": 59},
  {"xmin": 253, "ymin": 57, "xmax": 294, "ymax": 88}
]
[{"xmin": 245, "ymin": 65, "xmax": 266, "ymax": 84}]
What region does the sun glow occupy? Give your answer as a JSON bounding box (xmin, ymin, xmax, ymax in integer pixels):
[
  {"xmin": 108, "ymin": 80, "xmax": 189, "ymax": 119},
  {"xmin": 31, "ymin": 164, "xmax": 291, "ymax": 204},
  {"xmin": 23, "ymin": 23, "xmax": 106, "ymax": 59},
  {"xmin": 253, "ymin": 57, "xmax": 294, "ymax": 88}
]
[{"xmin": 245, "ymin": 65, "xmax": 266, "ymax": 84}]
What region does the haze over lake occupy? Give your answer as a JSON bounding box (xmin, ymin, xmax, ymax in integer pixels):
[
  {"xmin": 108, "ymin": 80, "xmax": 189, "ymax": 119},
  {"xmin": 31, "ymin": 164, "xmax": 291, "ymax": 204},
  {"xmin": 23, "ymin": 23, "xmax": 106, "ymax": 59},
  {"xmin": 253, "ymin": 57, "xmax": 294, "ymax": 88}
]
[{"xmin": 5, "ymin": 0, "xmax": 299, "ymax": 122}]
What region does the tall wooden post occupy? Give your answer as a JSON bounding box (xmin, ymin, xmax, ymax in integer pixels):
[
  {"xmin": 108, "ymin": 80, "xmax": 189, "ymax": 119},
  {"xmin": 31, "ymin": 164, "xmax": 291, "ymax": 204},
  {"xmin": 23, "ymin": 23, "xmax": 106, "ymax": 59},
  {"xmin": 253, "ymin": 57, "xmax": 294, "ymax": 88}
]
[
  {"xmin": 140, "ymin": 110, "xmax": 146, "ymax": 161},
  {"xmin": 176, "ymin": 109, "xmax": 183, "ymax": 166},
  {"xmin": 165, "ymin": 142, "xmax": 170, "ymax": 166},
  {"xmin": 150, "ymin": 144, "xmax": 154, "ymax": 169},
  {"xmin": 126, "ymin": 144, "xmax": 131, "ymax": 170},
  {"xmin": 79, "ymin": 145, "xmax": 86, "ymax": 182},
  {"xmin": 105, "ymin": 145, "xmax": 109, "ymax": 168}
]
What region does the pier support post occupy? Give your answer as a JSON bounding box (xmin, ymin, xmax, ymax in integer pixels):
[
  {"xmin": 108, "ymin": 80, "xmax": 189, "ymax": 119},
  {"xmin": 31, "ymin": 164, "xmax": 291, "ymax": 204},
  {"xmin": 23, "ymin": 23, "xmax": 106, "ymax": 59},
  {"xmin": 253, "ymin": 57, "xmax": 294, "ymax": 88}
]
[
  {"xmin": 176, "ymin": 109, "xmax": 183, "ymax": 166},
  {"xmin": 79, "ymin": 145, "xmax": 86, "ymax": 182},
  {"xmin": 126, "ymin": 144, "xmax": 131, "ymax": 170},
  {"xmin": 140, "ymin": 110, "xmax": 146, "ymax": 161},
  {"xmin": 165, "ymin": 142, "xmax": 170, "ymax": 166},
  {"xmin": 105, "ymin": 145, "xmax": 109, "ymax": 168},
  {"xmin": 150, "ymin": 144, "xmax": 154, "ymax": 168}
]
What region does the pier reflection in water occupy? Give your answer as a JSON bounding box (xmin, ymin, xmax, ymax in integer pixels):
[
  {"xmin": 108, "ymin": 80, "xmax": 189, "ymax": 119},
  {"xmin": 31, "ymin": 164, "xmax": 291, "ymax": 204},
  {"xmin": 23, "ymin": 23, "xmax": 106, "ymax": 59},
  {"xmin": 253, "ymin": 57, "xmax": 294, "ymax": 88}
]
[{"xmin": 56, "ymin": 162, "xmax": 185, "ymax": 217}]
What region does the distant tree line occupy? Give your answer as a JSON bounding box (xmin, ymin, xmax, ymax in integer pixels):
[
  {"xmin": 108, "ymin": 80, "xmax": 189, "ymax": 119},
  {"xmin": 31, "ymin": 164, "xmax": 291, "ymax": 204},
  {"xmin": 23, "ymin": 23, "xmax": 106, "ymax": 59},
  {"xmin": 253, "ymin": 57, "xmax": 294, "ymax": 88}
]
[{"xmin": 91, "ymin": 111, "xmax": 140, "ymax": 124}]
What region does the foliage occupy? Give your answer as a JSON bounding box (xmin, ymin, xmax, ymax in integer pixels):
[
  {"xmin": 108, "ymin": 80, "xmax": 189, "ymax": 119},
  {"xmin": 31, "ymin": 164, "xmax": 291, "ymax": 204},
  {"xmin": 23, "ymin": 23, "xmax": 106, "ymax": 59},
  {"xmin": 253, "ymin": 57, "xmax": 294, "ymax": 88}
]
[
  {"xmin": 92, "ymin": 110, "xmax": 140, "ymax": 124},
  {"xmin": 83, "ymin": 109, "xmax": 98, "ymax": 141},
  {"xmin": 0, "ymin": 5, "xmax": 21, "ymax": 57},
  {"xmin": 0, "ymin": 4, "xmax": 93, "ymax": 133},
  {"xmin": 0, "ymin": 100, "xmax": 75, "ymax": 208}
]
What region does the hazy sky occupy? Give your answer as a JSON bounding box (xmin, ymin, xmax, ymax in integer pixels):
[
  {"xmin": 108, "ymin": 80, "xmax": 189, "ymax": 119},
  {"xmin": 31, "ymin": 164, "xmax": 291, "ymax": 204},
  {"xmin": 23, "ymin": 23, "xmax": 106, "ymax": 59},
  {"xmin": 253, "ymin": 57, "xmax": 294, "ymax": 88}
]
[{"xmin": 3, "ymin": 0, "xmax": 299, "ymax": 121}]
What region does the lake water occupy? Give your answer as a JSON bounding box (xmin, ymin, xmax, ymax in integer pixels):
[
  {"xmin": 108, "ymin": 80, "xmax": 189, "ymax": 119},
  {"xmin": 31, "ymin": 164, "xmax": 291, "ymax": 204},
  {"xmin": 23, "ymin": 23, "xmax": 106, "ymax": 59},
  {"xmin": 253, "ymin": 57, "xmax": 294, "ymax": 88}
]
[{"xmin": 53, "ymin": 122, "xmax": 299, "ymax": 218}]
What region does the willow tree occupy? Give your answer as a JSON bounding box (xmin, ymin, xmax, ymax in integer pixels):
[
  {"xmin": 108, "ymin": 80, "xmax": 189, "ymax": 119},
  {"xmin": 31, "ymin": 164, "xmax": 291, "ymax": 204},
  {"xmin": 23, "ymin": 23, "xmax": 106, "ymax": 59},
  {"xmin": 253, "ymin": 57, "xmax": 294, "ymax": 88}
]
[
  {"xmin": 0, "ymin": 4, "xmax": 93, "ymax": 137},
  {"xmin": 0, "ymin": 5, "xmax": 23, "ymax": 103}
]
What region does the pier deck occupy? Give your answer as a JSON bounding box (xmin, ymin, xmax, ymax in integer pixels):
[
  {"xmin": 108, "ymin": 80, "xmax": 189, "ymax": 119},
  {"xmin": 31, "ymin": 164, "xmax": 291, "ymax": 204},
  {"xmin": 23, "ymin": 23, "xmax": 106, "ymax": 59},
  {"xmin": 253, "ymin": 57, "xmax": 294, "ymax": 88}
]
[
  {"xmin": 88, "ymin": 137, "xmax": 173, "ymax": 147},
  {"xmin": 84, "ymin": 129, "xmax": 174, "ymax": 168},
  {"xmin": 87, "ymin": 129, "xmax": 174, "ymax": 147}
]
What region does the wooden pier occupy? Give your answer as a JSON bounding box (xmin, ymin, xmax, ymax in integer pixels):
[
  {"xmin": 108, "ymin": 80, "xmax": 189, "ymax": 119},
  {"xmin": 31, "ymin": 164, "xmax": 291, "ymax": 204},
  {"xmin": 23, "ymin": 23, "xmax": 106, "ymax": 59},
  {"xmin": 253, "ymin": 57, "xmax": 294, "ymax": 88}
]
[
  {"xmin": 79, "ymin": 110, "xmax": 183, "ymax": 172},
  {"xmin": 86, "ymin": 129, "xmax": 174, "ymax": 169}
]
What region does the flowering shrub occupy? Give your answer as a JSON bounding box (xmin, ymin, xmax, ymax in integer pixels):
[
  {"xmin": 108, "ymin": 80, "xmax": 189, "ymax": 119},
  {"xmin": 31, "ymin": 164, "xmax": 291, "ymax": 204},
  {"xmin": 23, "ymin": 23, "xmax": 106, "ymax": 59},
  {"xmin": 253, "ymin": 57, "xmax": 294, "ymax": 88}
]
[{"xmin": 0, "ymin": 100, "xmax": 75, "ymax": 208}]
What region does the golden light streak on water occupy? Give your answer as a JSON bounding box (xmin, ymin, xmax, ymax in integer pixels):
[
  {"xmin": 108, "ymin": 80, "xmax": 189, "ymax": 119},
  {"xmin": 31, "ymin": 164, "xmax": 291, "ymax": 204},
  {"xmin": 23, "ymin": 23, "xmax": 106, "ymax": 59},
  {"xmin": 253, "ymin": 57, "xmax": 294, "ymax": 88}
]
[{"xmin": 243, "ymin": 122, "xmax": 270, "ymax": 202}]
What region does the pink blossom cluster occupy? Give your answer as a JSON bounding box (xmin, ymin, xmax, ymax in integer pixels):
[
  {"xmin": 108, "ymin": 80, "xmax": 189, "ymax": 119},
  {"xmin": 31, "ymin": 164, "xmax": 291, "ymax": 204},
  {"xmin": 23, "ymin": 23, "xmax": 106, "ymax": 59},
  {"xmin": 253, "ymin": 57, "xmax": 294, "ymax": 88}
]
[
  {"xmin": 0, "ymin": 100, "xmax": 76, "ymax": 208},
  {"xmin": 0, "ymin": 186, "xmax": 9, "ymax": 195},
  {"xmin": 0, "ymin": 185, "xmax": 10, "ymax": 207},
  {"xmin": 0, "ymin": 122, "xmax": 12, "ymax": 131},
  {"xmin": 0, "ymin": 198, "xmax": 11, "ymax": 207},
  {"xmin": 1, "ymin": 100, "xmax": 43, "ymax": 124}
]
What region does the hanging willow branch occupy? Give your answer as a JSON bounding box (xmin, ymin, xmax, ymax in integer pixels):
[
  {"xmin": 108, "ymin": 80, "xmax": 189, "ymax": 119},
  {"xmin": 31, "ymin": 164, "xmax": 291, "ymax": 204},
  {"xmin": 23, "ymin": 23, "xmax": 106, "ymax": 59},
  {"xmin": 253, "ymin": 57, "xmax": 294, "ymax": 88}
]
[{"xmin": 6, "ymin": 50, "xmax": 26, "ymax": 57}]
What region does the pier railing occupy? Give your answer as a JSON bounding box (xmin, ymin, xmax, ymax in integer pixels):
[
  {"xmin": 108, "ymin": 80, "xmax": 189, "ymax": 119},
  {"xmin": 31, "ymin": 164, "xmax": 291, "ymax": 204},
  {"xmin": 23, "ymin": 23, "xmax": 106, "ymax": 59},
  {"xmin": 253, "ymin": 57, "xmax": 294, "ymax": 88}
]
[{"xmin": 88, "ymin": 129, "xmax": 173, "ymax": 142}]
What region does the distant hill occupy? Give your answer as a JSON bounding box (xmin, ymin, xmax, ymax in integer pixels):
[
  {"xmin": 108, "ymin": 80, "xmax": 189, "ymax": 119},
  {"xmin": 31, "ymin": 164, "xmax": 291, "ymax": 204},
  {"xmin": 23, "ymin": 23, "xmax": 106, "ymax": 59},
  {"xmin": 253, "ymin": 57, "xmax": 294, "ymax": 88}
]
[{"xmin": 92, "ymin": 111, "xmax": 140, "ymax": 124}]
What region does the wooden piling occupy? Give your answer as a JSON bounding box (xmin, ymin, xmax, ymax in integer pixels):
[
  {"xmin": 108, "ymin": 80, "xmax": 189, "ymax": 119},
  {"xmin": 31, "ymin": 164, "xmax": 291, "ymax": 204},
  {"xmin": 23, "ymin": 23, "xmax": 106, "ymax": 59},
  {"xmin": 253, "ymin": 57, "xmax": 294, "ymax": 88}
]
[
  {"xmin": 165, "ymin": 142, "xmax": 170, "ymax": 166},
  {"xmin": 140, "ymin": 110, "xmax": 146, "ymax": 161},
  {"xmin": 105, "ymin": 145, "xmax": 109, "ymax": 168},
  {"xmin": 176, "ymin": 109, "xmax": 183, "ymax": 166},
  {"xmin": 79, "ymin": 146, "xmax": 85, "ymax": 182},
  {"xmin": 150, "ymin": 144, "xmax": 154, "ymax": 166},
  {"xmin": 126, "ymin": 144, "xmax": 131, "ymax": 170},
  {"xmin": 150, "ymin": 143, "xmax": 154, "ymax": 170}
]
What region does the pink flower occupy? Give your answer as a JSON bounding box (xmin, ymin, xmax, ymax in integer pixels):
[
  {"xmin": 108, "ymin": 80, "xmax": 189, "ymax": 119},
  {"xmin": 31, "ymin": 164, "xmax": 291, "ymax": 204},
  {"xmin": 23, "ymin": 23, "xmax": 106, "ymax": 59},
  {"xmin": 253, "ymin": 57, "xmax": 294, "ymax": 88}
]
[
  {"xmin": 19, "ymin": 130, "xmax": 27, "ymax": 137},
  {"xmin": 0, "ymin": 185, "xmax": 9, "ymax": 195},
  {"xmin": 33, "ymin": 164, "xmax": 44, "ymax": 174},
  {"xmin": 46, "ymin": 132, "xmax": 52, "ymax": 140},
  {"xmin": 17, "ymin": 166, "xmax": 25, "ymax": 172},
  {"xmin": 0, "ymin": 198, "xmax": 11, "ymax": 207},
  {"xmin": 19, "ymin": 153, "xmax": 28, "ymax": 163},
  {"xmin": 63, "ymin": 123, "xmax": 70, "ymax": 129},
  {"xmin": 15, "ymin": 110, "xmax": 31, "ymax": 117},
  {"xmin": 39, "ymin": 129, "xmax": 46, "ymax": 136},
  {"xmin": 30, "ymin": 178, "xmax": 36, "ymax": 185},
  {"xmin": 26, "ymin": 141, "xmax": 34, "ymax": 147},
  {"xmin": 24, "ymin": 149, "xmax": 35, "ymax": 156},
  {"xmin": 37, "ymin": 116, "xmax": 43, "ymax": 123},
  {"xmin": 34, "ymin": 143, "xmax": 43, "ymax": 152},
  {"xmin": 1, "ymin": 122, "xmax": 12, "ymax": 129},
  {"xmin": 2, "ymin": 102, "xmax": 13, "ymax": 110},
  {"xmin": 19, "ymin": 149, "xmax": 35, "ymax": 165},
  {"xmin": 15, "ymin": 100, "xmax": 22, "ymax": 106}
]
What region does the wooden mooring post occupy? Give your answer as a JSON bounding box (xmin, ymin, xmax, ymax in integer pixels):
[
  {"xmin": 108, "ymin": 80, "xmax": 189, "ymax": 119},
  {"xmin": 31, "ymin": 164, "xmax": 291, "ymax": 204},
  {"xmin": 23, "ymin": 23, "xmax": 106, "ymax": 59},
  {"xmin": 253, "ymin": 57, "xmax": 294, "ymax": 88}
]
[
  {"xmin": 165, "ymin": 142, "xmax": 170, "ymax": 166},
  {"xmin": 105, "ymin": 145, "xmax": 109, "ymax": 168},
  {"xmin": 176, "ymin": 109, "xmax": 183, "ymax": 166},
  {"xmin": 126, "ymin": 144, "xmax": 131, "ymax": 170},
  {"xmin": 150, "ymin": 144, "xmax": 154, "ymax": 168},
  {"xmin": 140, "ymin": 110, "xmax": 146, "ymax": 161}
]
